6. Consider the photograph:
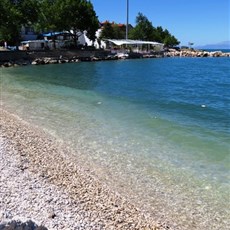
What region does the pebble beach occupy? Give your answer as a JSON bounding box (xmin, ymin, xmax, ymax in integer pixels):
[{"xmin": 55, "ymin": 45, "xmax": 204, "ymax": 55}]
[{"xmin": 0, "ymin": 108, "xmax": 169, "ymax": 230}]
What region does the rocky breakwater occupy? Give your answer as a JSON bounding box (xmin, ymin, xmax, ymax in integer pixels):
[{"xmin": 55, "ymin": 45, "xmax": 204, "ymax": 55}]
[
  {"xmin": 0, "ymin": 59, "xmax": 31, "ymax": 68},
  {"xmin": 0, "ymin": 109, "xmax": 171, "ymax": 230},
  {"xmin": 30, "ymin": 56, "xmax": 119, "ymax": 65},
  {"xmin": 31, "ymin": 56, "xmax": 80, "ymax": 65},
  {"xmin": 0, "ymin": 50, "xmax": 117, "ymax": 68},
  {"xmin": 165, "ymin": 49, "xmax": 230, "ymax": 57},
  {"xmin": 0, "ymin": 55, "xmax": 119, "ymax": 68}
]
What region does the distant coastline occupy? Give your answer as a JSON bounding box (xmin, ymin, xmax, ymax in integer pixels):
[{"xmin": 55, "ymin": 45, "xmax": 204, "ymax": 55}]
[
  {"xmin": 195, "ymin": 41, "xmax": 230, "ymax": 50},
  {"xmin": 200, "ymin": 49, "xmax": 230, "ymax": 53}
]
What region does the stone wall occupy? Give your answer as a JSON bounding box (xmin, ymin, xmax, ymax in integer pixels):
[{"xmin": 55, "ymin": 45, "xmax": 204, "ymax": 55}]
[
  {"xmin": 0, "ymin": 50, "xmax": 110, "ymax": 62},
  {"xmin": 0, "ymin": 51, "xmax": 29, "ymax": 62}
]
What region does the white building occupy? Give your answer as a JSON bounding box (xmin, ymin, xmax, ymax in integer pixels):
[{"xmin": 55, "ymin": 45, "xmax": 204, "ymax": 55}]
[
  {"xmin": 20, "ymin": 26, "xmax": 37, "ymax": 41},
  {"xmin": 20, "ymin": 39, "xmax": 65, "ymax": 50},
  {"xmin": 77, "ymin": 29, "xmax": 106, "ymax": 49}
]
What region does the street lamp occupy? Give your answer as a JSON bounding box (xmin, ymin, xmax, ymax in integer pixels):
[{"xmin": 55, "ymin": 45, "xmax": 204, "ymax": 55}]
[
  {"xmin": 126, "ymin": 0, "xmax": 129, "ymax": 40},
  {"xmin": 188, "ymin": 42, "xmax": 194, "ymax": 49}
]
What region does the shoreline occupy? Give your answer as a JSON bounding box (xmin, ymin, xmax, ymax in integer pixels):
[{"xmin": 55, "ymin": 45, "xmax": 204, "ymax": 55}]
[
  {"xmin": 1, "ymin": 62, "xmax": 229, "ymax": 229},
  {"xmin": 0, "ymin": 108, "xmax": 169, "ymax": 229},
  {"xmin": 0, "ymin": 48, "xmax": 229, "ymax": 68}
]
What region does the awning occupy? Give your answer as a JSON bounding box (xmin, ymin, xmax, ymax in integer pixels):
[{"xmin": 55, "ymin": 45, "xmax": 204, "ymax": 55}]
[
  {"xmin": 105, "ymin": 39, "xmax": 163, "ymax": 46},
  {"xmin": 42, "ymin": 32, "xmax": 67, "ymax": 37},
  {"xmin": 21, "ymin": 40, "xmax": 48, "ymax": 44}
]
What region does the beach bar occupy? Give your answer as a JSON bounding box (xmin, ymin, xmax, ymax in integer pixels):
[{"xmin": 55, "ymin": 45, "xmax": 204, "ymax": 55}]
[{"xmin": 105, "ymin": 39, "xmax": 164, "ymax": 54}]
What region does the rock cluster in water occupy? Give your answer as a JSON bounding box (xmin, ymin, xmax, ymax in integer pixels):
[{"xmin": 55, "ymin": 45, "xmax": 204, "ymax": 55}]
[
  {"xmin": 30, "ymin": 56, "xmax": 120, "ymax": 65},
  {"xmin": 0, "ymin": 55, "xmax": 119, "ymax": 68},
  {"xmin": 0, "ymin": 220, "xmax": 48, "ymax": 230},
  {"xmin": 164, "ymin": 49, "xmax": 230, "ymax": 57}
]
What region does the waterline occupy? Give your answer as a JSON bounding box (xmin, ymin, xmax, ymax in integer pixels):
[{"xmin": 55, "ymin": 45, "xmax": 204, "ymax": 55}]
[{"xmin": 1, "ymin": 58, "xmax": 230, "ymax": 229}]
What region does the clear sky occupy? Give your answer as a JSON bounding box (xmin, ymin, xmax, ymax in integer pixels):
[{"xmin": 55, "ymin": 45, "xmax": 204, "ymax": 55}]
[{"xmin": 90, "ymin": 0, "xmax": 230, "ymax": 46}]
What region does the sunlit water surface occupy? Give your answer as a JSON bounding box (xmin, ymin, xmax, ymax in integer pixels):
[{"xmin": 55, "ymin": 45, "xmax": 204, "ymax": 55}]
[{"xmin": 1, "ymin": 57, "xmax": 230, "ymax": 229}]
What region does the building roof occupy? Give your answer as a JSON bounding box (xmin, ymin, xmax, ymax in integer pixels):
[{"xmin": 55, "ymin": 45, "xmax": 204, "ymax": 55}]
[
  {"xmin": 21, "ymin": 40, "xmax": 48, "ymax": 44},
  {"xmin": 105, "ymin": 39, "xmax": 163, "ymax": 46},
  {"xmin": 100, "ymin": 21, "xmax": 126, "ymax": 28},
  {"xmin": 42, "ymin": 32, "xmax": 67, "ymax": 37}
]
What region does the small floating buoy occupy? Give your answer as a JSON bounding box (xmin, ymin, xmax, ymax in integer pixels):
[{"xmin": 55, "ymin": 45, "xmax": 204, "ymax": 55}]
[{"xmin": 201, "ymin": 104, "xmax": 206, "ymax": 108}]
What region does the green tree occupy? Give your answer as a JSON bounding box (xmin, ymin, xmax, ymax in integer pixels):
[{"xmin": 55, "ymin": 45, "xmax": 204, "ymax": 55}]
[
  {"xmin": 0, "ymin": 0, "xmax": 99, "ymax": 48},
  {"xmin": 17, "ymin": 0, "xmax": 40, "ymax": 25},
  {"xmin": 129, "ymin": 12, "xmax": 180, "ymax": 47},
  {"xmin": 164, "ymin": 35, "xmax": 180, "ymax": 47},
  {"xmin": 36, "ymin": 0, "xmax": 58, "ymax": 33},
  {"xmin": 113, "ymin": 24, "xmax": 125, "ymax": 39},
  {"xmin": 153, "ymin": 26, "xmax": 164, "ymax": 42},
  {"xmin": 100, "ymin": 22, "xmax": 115, "ymax": 39},
  {"xmin": 100, "ymin": 22, "xmax": 126, "ymax": 40},
  {"xmin": 160, "ymin": 29, "xmax": 180, "ymax": 47},
  {"xmin": 0, "ymin": 0, "xmax": 40, "ymax": 45},
  {"xmin": 35, "ymin": 0, "xmax": 60, "ymax": 48},
  {"xmin": 55, "ymin": 0, "xmax": 99, "ymax": 47},
  {"xmin": 0, "ymin": 0, "xmax": 18, "ymax": 44},
  {"xmin": 129, "ymin": 12, "xmax": 154, "ymax": 40}
]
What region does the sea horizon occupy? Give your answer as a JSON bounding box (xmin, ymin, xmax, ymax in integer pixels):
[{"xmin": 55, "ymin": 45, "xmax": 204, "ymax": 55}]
[{"xmin": 200, "ymin": 48, "xmax": 230, "ymax": 53}]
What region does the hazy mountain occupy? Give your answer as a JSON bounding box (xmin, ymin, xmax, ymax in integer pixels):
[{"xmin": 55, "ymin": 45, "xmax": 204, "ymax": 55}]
[{"xmin": 196, "ymin": 41, "xmax": 230, "ymax": 49}]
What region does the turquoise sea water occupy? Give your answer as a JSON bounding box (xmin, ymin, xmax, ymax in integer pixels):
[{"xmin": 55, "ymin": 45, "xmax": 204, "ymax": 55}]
[
  {"xmin": 202, "ymin": 48, "xmax": 230, "ymax": 53},
  {"xmin": 1, "ymin": 57, "xmax": 230, "ymax": 229}
]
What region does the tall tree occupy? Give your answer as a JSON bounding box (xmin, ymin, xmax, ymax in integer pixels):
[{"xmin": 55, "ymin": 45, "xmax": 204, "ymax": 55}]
[
  {"xmin": 55, "ymin": 0, "xmax": 99, "ymax": 47},
  {"xmin": 129, "ymin": 12, "xmax": 154, "ymax": 41},
  {"xmin": 36, "ymin": 0, "xmax": 58, "ymax": 33},
  {"xmin": 0, "ymin": 0, "xmax": 40, "ymax": 45},
  {"xmin": 163, "ymin": 35, "xmax": 179, "ymax": 47},
  {"xmin": 100, "ymin": 22, "xmax": 115, "ymax": 39},
  {"xmin": 100, "ymin": 22, "xmax": 126, "ymax": 40},
  {"xmin": 0, "ymin": 0, "xmax": 18, "ymax": 44},
  {"xmin": 113, "ymin": 24, "xmax": 126, "ymax": 39},
  {"xmin": 129, "ymin": 12, "xmax": 180, "ymax": 47},
  {"xmin": 35, "ymin": 0, "xmax": 60, "ymax": 48}
]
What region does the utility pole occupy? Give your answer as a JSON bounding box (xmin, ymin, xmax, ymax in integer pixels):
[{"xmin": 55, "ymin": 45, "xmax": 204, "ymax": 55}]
[{"xmin": 126, "ymin": 0, "xmax": 129, "ymax": 40}]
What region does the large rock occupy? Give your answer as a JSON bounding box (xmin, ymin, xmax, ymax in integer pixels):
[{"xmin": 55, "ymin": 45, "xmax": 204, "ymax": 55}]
[
  {"xmin": 165, "ymin": 49, "xmax": 229, "ymax": 58},
  {"xmin": 0, "ymin": 220, "xmax": 48, "ymax": 230}
]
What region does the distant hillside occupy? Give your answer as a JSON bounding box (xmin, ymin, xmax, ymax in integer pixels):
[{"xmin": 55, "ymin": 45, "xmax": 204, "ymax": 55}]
[{"xmin": 196, "ymin": 41, "xmax": 230, "ymax": 49}]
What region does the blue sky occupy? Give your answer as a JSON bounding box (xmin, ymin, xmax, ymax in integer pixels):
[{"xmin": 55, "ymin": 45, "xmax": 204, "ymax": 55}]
[{"xmin": 90, "ymin": 0, "xmax": 230, "ymax": 46}]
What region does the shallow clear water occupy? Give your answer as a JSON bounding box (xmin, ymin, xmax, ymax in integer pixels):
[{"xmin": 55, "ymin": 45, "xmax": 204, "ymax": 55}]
[{"xmin": 1, "ymin": 57, "xmax": 230, "ymax": 229}]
